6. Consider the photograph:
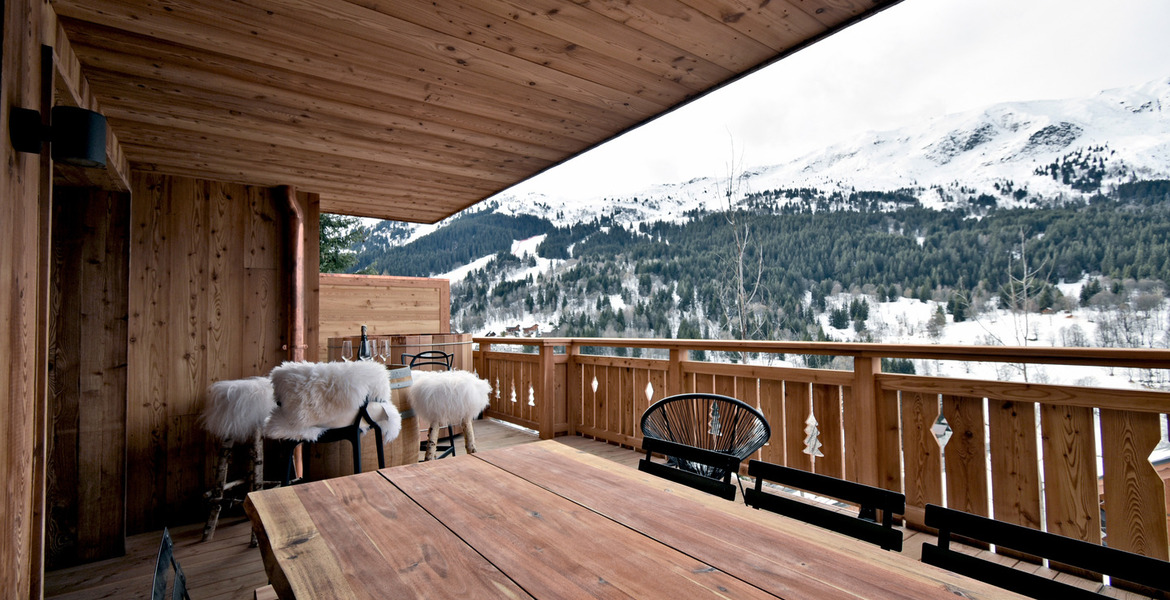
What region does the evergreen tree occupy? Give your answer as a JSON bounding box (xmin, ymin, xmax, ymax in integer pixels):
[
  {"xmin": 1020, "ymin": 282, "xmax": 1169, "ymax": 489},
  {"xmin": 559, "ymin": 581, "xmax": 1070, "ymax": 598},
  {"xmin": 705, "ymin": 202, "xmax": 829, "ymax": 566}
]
[{"xmin": 320, "ymin": 213, "xmax": 369, "ymax": 273}]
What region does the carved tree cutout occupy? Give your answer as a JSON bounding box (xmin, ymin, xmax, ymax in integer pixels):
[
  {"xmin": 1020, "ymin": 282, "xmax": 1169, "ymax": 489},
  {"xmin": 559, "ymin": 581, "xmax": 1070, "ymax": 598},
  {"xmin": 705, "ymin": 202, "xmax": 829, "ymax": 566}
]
[
  {"xmin": 494, "ymin": 378, "xmax": 501, "ymax": 400},
  {"xmin": 509, "ymin": 384, "xmax": 517, "ymax": 403},
  {"xmin": 803, "ymin": 413, "xmax": 824, "ymax": 457},
  {"xmin": 709, "ymin": 402, "xmax": 722, "ymax": 436},
  {"xmin": 527, "ymin": 385, "xmax": 535, "ymax": 407}
]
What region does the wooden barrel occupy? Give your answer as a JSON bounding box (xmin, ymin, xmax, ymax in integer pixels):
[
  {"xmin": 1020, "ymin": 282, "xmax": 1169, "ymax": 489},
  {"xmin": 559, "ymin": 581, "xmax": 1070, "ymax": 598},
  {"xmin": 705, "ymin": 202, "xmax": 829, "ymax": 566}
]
[{"xmin": 303, "ymin": 364, "xmax": 417, "ymax": 480}]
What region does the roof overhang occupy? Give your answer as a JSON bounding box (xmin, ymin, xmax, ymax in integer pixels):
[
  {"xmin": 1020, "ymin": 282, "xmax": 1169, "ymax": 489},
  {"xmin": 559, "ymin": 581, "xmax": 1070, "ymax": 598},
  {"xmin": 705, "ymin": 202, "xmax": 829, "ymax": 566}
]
[{"xmin": 52, "ymin": 0, "xmax": 902, "ymax": 223}]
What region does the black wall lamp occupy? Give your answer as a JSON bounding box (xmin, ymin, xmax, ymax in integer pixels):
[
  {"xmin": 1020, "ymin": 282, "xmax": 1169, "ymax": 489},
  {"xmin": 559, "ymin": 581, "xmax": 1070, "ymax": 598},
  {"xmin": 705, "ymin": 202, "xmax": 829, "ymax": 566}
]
[{"xmin": 9, "ymin": 105, "xmax": 108, "ymax": 168}]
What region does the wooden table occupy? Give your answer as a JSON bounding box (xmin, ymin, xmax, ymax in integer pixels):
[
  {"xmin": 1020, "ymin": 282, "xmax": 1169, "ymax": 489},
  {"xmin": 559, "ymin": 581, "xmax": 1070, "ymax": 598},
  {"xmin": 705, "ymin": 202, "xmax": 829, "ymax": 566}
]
[{"xmin": 246, "ymin": 441, "xmax": 1023, "ymax": 599}]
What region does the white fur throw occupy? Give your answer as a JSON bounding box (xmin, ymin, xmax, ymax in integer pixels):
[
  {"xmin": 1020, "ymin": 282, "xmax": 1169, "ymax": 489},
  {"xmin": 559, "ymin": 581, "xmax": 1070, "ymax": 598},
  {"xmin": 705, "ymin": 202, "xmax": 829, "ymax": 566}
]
[
  {"xmin": 266, "ymin": 361, "xmax": 399, "ymax": 443},
  {"xmin": 409, "ymin": 370, "xmax": 491, "ymax": 427},
  {"xmin": 201, "ymin": 377, "xmax": 276, "ymax": 441}
]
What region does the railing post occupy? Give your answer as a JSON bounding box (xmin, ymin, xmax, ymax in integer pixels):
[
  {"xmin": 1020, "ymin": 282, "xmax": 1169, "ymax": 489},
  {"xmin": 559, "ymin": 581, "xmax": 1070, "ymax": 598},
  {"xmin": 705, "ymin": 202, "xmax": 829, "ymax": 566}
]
[
  {"xmin": 567, "ymin": 341, "xmax": 580, "ymax": 436},
  {"xmin": 477, "ymin": 341, "xmax": 490, "ymax": 377},
  {"xmin": 666, "ymin": 347, "xmax": 687, "ymax": 396},
  {"xmin": 846, "ymin": 356, "xmax": 883, "ymax": 488},
  {"xmin": 538, "ymin": 341, "xmax": 556, "ymax": 440}
]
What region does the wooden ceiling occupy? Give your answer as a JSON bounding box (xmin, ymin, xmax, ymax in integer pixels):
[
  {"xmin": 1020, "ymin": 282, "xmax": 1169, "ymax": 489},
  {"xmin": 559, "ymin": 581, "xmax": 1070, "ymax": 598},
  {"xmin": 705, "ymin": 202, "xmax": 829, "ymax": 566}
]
[{"xmin": 52, "ymin": 0, "xmax": 900, "ymax": 223}]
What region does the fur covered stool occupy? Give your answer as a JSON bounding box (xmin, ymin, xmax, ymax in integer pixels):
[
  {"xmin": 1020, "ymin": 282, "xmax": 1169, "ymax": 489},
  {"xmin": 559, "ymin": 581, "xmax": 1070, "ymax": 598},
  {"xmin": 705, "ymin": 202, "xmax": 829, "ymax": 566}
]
[
  {"xmin": 199, "ymin": 376, "xmax": 276, "ymax": 544},
  {"xmin": 409, "ymin": 370, "xmax": 491, "ymax": 461},
  {"xmin": 267, "ymin": 361, "xmax": 402, "ymax": 483}
]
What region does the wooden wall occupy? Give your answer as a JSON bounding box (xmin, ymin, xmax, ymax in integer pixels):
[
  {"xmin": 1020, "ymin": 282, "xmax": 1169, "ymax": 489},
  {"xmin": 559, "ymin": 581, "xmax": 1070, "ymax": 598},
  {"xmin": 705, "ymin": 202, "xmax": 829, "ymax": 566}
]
[
  {"xmin": 2, "ymin": 0, "xmax": 48, "ymax": 596},
  {"xmin": 46, "ymin": 188, "xmax": 129, "ymax": 568},
  {"xmin": 125, "ymin": 173, "xmax": 309, "ymax": 534},
  {"xmin": 318, "ymin": 274, "xmax": 450, "ymax": 351}
]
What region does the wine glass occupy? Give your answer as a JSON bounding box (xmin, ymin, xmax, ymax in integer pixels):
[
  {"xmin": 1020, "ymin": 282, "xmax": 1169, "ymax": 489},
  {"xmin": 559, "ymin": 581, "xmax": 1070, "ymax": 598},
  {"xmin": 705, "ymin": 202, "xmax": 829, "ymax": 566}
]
[
  {"xmin": 341, "ymin": 340, "xmax": 353, "ymax": 362},
  {"xmin": 380, "ymin": 339, "xmax": 392, "ymax": 363}
]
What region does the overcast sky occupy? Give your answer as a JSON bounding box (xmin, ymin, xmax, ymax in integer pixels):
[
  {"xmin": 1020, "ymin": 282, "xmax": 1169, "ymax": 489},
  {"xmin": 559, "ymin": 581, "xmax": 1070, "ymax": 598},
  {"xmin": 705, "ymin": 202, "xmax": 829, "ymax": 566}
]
[{"xmin": 505, "ymin": 0, "xmax": 1170, "ymax": 201}]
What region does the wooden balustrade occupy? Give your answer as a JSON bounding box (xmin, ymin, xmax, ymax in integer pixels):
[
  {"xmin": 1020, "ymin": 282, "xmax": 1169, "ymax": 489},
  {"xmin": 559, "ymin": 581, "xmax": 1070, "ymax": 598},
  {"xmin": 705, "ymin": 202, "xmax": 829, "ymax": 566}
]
[{"xmin": 474, "ymin": 337, "xmax": 1170, "ymax": 565}]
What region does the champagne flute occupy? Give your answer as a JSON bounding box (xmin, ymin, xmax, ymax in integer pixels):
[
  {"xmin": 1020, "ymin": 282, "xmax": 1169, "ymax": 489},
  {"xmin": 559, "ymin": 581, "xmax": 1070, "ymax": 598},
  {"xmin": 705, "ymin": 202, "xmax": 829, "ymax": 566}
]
[
  {"xmin": 341, "ymin": 340, "xmax": 353, "ymax": 362},
  {"xmin": 380, "ymin": 339, "xmax": 392, "ymax": 363}
]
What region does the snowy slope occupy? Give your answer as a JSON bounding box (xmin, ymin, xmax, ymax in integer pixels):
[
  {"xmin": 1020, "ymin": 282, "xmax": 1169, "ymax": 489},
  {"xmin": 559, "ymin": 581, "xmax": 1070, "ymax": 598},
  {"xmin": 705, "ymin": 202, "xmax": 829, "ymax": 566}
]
[{"xmin": 478, "ymin": 75, "xmax": 1170, "ymax": 223}]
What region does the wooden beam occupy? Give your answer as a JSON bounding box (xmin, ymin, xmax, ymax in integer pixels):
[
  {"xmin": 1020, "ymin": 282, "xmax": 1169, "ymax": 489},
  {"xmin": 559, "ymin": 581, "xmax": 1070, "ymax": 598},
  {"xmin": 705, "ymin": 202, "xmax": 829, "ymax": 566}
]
[{"xmin": 42, "ymin": 7, "xmax": 130, "ymax": 191}]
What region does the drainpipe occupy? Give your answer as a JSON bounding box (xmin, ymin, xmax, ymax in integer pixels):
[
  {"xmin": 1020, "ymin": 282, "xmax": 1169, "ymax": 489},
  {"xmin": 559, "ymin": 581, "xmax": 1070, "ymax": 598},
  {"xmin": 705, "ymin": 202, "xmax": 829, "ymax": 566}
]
[
  {"xmin": 282, "ymin": 185, "xmax": 306, "ymax": 478},
  {"xmin": 283, "ymin": 185, "xmax": 306, "ymax": 362}
]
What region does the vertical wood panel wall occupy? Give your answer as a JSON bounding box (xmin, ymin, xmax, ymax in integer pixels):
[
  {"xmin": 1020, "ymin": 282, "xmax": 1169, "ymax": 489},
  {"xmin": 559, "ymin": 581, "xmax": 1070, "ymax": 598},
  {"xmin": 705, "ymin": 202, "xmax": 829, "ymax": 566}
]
[
  {"xmin": 126, "ymin": 173, "xmax": 291, "ymax": 534},
  {"xmin": 47, "ymin": 188, "xmax": 129, "ymax": 568},
  {"xmin": 317, "ymin": 274, "xmax": 450, "ymax": 350},
  {"xmin": 1, "ymin": 0, "xmax": 46, "ymax": 595}
]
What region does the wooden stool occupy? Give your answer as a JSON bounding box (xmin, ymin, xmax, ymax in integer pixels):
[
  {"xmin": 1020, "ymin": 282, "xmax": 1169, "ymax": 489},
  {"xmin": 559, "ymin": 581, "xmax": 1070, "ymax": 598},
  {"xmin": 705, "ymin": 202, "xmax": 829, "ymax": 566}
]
[
  {"xmin": 408, "ymin": 370, "xmax": 491, "ymax": 461},
  {"xmin": 200, "ymin": 377, "xmax": 276, "ymax": 545}
]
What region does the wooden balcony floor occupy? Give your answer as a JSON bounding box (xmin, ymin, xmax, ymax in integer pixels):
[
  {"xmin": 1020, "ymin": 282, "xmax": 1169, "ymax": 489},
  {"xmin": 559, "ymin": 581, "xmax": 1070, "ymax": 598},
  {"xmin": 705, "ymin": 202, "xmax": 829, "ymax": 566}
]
[{"xmin": 44, "ymin": 419, "xmax": 1153, "ymax": 600}]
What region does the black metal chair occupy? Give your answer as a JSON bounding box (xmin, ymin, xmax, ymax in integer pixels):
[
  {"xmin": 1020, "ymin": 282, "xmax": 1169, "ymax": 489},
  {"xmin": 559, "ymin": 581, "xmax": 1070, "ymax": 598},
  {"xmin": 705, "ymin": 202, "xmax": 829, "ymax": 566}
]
[
  {"xmin": 402, "ymin": 350, "xmax": 460, "ymax": 458},
  {"xmin": 152, "ymin": 528, "xmax": 191, "ymax": 600},
  {"xmin": 638, "ymin": 393, "xmax": 770, "ymax": 500},
  {"xmin": 401, "ymin": 350, "xmax": 454, "ymax": 371},
  {"xmin": 279, "ymin": 400, "xmax": 385, "ymax": 486},
  {"xmin": 922, "ymin": 504, "xmax": 1170, "ymax": 599},
  {"xmin": 745, "ymin": 460, "xmax": 906, "ymax": 551}
]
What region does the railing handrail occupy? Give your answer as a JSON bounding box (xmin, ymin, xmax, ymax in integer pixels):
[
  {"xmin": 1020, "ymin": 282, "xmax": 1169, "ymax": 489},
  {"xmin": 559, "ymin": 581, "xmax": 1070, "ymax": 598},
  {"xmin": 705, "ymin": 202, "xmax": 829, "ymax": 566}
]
[{"xmin": 475, "ymin": 336, "xmax": 1170, "ymax": 369}]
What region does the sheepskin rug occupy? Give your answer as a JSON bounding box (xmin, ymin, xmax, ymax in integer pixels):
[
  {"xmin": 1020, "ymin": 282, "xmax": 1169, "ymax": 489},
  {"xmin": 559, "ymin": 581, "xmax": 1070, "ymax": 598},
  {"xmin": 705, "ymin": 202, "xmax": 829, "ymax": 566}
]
[
  {"xmin": 409, "ymin": 370, "xmax": 491, "ymax": 426},
  {"xmin": 201, "ymin": 376, "xmax": 276, "ymax": 441},
  {"xmin": 266, "ymin": 361, "xmax": 400, "ymax": 443}
]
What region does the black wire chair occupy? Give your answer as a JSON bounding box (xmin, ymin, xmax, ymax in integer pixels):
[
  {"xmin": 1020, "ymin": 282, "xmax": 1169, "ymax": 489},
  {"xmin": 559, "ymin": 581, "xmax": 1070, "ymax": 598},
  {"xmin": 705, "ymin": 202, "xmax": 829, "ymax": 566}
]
[
  {"xmin": 639, "ymin": 393, "xmax": 771, "ymax": 500},
  {"xmin": 402, "ymin": 350, "xmax": 460, "ymax": 458},
  {"xmin": 151, "ymin": 528, "xmax": 190, "ymax": 600}
]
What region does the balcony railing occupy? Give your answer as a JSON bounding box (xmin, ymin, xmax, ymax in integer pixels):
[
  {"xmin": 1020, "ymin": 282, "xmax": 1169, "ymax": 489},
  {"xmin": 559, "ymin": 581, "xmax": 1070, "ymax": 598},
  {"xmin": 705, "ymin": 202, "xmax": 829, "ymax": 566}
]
[{"xmin": 475, "ymin": 337, "xmax": 1170, "ymax": 564}]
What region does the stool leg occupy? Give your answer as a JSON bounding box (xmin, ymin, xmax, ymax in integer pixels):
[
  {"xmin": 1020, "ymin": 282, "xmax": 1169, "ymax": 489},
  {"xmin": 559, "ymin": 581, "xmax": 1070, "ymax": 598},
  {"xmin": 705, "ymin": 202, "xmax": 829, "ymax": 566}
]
[
  {"xmin": 248, "ymin": 430, "xmax": 263, "ymax": 547},
  {"xmin": 462, "ymin": 417, "xmax": 478, "ymax": 455},
  {"xmin": 374, "ymin": 426, "xmax": 385, "ymax": 469},
  {"xmin": 203, "ymin": 437, "xmax": 233, "ymax": 542},
  {"xmin": 351, "ymin": 432, "xmax": 362, "ymax": 474},
  {"xmin": 424, "ymin": 424, "xmax": 440, "ymax": 461}
]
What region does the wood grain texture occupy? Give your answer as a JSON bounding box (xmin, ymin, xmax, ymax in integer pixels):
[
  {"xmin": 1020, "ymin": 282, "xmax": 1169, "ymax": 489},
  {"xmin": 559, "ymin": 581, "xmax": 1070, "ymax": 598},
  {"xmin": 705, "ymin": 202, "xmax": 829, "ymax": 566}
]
[
  {"xmin": 812, "ymin": 384, "xmax": 845, "ymax": 478},
  {"xmin": 318, "ymin": 274, "xmax": 449, "ymax": 350},
  {"xmin": 1039, "ymin": 403, "xmax": 1102, "ymax": 578},
  {"xmin": 126, "ymin": 173, "xmax": 289, "ymax": 533},
  {"xmin": 785, "ymin": 381, "xmax": 812, "ymax": 471},
  {"xmin": 942, "ymin": 395, "xmax": 989, "ymax": 518},
  {"xmin": 900, "ymin": 391, "xmax": 943, "ymax": 528},
  {"xmin": 385, "ymin": 455, "xmax": 779, "ymax": 599},
  {"xmin": 759, "ymin": 378, "xmax": 785, "ymax": 466},
  {"xmin": 473, "ymin": 441, "xmax": 1023, "ymax": 600},
  {"xmin": 1100, "ymin": 409, "xmax": 1169, "ymax": 560},
  {"xmin": 987, "ymin": 400, "xmax": 1042, "ymax": 561},
  {"xmin": 46, "ymin": 188, "xmax": 129, "ymax": 568}
]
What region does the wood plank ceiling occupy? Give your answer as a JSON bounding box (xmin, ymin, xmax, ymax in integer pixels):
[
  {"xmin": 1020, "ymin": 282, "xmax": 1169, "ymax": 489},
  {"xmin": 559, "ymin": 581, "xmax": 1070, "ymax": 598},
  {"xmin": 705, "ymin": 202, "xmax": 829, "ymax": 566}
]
[{"xmin": 52, "ymin": 0, "xmax": 900, "ymax": 223}]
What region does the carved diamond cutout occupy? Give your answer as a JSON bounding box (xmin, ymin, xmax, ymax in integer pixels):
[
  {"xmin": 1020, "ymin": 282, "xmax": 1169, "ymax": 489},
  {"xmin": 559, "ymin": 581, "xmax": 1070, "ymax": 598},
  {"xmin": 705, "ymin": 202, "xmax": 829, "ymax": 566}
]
[
  {"xmin": 591, "ymin": 376, "xmax": 599, "ymax": 393},
  {"xmin": 645, "ymin": 381, "xmax": 654, "ymax": 402},
  {"xmin": 932, "ymin": 413, "xmax": 952, "ymax": 447}
]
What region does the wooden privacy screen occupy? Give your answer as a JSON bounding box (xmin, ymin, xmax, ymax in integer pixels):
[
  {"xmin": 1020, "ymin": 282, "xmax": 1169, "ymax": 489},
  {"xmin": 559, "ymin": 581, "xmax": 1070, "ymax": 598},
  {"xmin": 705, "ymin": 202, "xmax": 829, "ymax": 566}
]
[{"xmin": 318, "ymin": 274, "xmax": 450, "ymax": 350}]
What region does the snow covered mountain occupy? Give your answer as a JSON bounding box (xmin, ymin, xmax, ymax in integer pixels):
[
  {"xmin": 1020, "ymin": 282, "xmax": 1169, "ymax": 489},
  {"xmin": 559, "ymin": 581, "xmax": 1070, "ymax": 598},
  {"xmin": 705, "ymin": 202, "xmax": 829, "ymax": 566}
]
[{"xmin": 391, "ymin": 75, "xmax": 1170, "ymax": 238}]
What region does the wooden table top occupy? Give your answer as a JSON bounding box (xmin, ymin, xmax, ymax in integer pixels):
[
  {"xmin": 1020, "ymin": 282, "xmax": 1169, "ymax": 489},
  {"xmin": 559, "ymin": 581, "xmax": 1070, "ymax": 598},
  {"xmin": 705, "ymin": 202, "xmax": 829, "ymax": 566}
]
[{"xmin": 246, "ymin": 440, "xmax": 1023, "ymax": 599}]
